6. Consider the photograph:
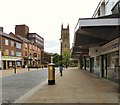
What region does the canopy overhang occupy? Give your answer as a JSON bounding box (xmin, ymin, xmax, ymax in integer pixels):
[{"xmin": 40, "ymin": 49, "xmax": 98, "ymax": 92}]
[{"xmin": 72, "ymin": 16, "xmax": 120, "ymax": 59}]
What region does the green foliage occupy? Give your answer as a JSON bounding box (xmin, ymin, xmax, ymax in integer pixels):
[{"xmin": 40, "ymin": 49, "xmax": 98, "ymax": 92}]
[
  {"xmin": 62, "ymin": 49, "xmax": 70, "ymax": 67},
  {"xmin": 53, "ymin": 53, "xmax": 60, "ymax": 67}
]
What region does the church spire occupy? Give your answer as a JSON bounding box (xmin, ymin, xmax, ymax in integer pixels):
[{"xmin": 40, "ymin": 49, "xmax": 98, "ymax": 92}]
[
  {"xmin": 61, "ymin": 23, "xmax": 63, "ymax": 29},
  {"xmin": 67, "ymin": 24, "xmax": 69, "ymax": 29}
]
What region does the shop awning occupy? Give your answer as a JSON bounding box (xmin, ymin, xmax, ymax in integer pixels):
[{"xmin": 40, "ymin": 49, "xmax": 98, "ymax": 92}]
[{"xmin": 74, "ymin": 18, "xmax": 120, "ymax": 47}]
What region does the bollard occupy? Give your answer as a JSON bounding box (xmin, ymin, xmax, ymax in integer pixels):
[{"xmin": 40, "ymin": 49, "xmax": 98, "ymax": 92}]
[
  {"xmin": 14, "ymin": 67, "xmax": 16, "ymax": 74},
  {"xmin": 13, "ymin": 62, "xmax": 16, "ymax": 74},
  {"xmin": 48, "ymin": 63, "xmax": 55, "ymax": 85}
]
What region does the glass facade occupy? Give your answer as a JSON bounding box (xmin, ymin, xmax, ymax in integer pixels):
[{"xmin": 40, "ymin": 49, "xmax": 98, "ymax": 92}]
[
  {"xmin": 94, "ymin": 56, "xmax": 101, "ymax": 77},
  {"xmin": 107, "ymin": 51, "xmax": 119, "ymax": 82}
]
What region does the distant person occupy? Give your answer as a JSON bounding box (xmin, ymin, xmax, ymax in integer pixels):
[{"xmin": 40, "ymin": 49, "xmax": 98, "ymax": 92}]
[
  {"xmin": 66, "ymin": 65, "xmax": 68, "ymax": 68},
  {"xmin": 59, "ymin": 66, "xmax": 63, "ymax": 76}
]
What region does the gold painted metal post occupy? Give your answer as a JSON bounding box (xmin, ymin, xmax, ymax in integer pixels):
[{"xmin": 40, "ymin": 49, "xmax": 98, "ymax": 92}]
[
  {"xmin": 48, "ymin": 63, "xmax": 55, "ymax": 85},
  {"xmin": 48, "ymin": 56, "xmax": 55, "ymax": 85}
]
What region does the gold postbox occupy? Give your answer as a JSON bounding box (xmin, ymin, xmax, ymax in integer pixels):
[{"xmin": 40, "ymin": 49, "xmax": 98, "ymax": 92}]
[{"xmin": 48, "ymin": 63, "xmax": 55, "ymax": 85}]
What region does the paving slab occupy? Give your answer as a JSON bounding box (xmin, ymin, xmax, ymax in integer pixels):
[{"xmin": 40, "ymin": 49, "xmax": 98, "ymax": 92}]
[{"xmin": 14, "ymin": 67, "xmax": 119, "ymax": 103}]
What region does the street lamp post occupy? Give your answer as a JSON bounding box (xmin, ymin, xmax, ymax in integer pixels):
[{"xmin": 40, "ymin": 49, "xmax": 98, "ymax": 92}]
[
  {"xmin": 59, "ymin": 38, "xmax": 63, "ymax": 76},
  {"xmin": 14, "ymin": 61, "xmax": 16, "ymax": 74},
  {"xmin": 28, "ymin": 56, "xmax": 30, "ymax": 71}
]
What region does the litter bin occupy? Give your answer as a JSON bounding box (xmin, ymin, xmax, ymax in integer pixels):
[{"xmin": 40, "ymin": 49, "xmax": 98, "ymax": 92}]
[{"xmin": 48, "ymin": 63, "xmax": 55, "ymax": 85}]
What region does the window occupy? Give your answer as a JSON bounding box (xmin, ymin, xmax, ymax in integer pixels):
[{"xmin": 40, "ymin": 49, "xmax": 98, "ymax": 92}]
[
  {"xmin": 65, "ymin": 44, "xmax": 66, "ymax": 47},
  {"xmin": 11, "ymin": 41, "xmax": 14, "ymax": 47},
  {"xmin": 25, "ymin": 43, "xmax": 27, "ymax": 48},
  {"xmin": 16, "ymin": 42, "xmax": 21, "ymax": 49},
  {"xmin": 6, "ymin": 49, "xmax": 9, "ymax": 55},
  {"xmin": 105, "ymin": 0, "xmax": 109, "ymax": 4},
  {"xmin": 0, "ymin": 40, "xmax": 1, "ymax": 49},
  {"xmin": 5, "ymin": 39, "xmax": 8, "ymax": 45},
  {"xmin": 29, "ymin": 44, "xmax": 32, "ymax": 49},
  {"xmin": 16, "ymin": 52, "xmax": 21, "ymax": 57},
  {"xmin": 98, "ymin": 9, "xmax": 100, "ymax": 16},
  {"xmin": 11, "ymin": 50, "xmax": 14, "ymax": 56}
]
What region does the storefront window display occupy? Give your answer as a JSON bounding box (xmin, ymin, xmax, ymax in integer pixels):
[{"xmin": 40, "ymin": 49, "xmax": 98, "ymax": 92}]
[
  {"xmin": 86, "ymin": 58, "xmax": 90, "ymax": 71},
  {"xmin": 94, "ymin": 56, "xmax": 101, "ymax": 77},
  {"xmin": 107, "ymin": 51, "xmax": 119, "ymax": 82}
]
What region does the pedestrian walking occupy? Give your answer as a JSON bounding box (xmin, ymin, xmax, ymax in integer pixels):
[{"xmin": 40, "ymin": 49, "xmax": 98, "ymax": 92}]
[{"xmin": 59, "ymin": 66, "xmax": 63, "ymax": 76}]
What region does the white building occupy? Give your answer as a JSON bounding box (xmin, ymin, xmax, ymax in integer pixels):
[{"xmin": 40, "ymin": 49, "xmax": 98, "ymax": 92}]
[
  {"xmin": 72, "ymin": 0, "xmax": 120, "ymax": 83},
  {"xmin": 92, "ymin": 0, "xmax": 120, "ymax": 18},
  {"xmin": 0, "ymin": 33, "xmax": 2, "ymax": 70}
]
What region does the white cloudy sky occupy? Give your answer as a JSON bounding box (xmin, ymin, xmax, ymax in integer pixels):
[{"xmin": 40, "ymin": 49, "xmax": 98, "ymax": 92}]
[{"xmin": 0, "ymin": 0, "xmax": 100, "ymax": 54}]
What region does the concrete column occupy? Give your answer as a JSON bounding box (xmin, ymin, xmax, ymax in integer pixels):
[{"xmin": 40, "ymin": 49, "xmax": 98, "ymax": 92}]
[
  {"xmin": 118, "ymin": 38, "xmax": 120, "ymax": 66},
  {"xmin": 1, "ymin": 61, "xmax": 3, "ymax": 69},
  {"xmin": 78, "ymin": 59, "xmax": 80, "ymax": 69},
  {"xmin": 100, "ymin": 55, "xmax": 102, "ymax": 78},
  {"xmin": 90, "ymin": 57, "xmax": 94, "ymax": 73},
  {"xmin": 84, "ymin": 56, "xmax": 86, "ymax": 70}
]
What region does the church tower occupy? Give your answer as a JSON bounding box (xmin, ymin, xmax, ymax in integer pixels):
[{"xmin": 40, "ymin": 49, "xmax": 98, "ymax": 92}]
[{"xmin": 60, "ymin": 24, "xmax": 70, "ymax": 56}]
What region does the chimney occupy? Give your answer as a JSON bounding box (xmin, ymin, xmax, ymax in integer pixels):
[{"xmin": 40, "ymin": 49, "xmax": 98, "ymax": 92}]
[
  {"xmin": 0, "ymin": 27, "xmax": 3, "ymax": 32},
  {"xmin": 15, "ymin": 24, "xmax": 29, "ymax": 37}
]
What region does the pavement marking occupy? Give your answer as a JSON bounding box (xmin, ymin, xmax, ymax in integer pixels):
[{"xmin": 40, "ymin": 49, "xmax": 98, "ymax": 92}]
[{"xmin": 14, "ymin": 71, "xmax": 59, "ymax": 103}]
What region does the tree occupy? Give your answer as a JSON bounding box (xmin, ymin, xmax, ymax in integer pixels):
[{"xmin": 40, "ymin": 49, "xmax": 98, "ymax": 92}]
[
  {"xmin": 53, "ymin": 53, "xmax": 60, "ymax": 67},
  {"xmin": 62, "ymin": 49, "xmax": 70, "ymax": 67}
]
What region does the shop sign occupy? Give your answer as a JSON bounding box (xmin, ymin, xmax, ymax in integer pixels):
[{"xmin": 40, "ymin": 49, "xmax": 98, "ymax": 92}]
[
  {"xmin": 2, "ymin": 56, "xmax": 22, "ymax": 61},
  {"xmin": 101, "ymin": 38, "xmax": 119, "ymax": 54},
  {"xmin": 89, "ymin": 47, "xmax": 101, "ymax": 57}
]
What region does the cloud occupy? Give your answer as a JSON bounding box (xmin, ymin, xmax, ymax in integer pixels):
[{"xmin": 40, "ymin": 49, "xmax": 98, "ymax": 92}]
[{"xmin": 44, "ymin": 40, "xmax": 60, "ymax": 54}]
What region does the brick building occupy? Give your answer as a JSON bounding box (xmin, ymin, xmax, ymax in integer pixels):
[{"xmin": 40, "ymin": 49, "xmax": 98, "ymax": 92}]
[
  {"xmin": 15, "ymin": 24, "xmax": 44, "ymax": 67},
  {"xmin": 0, "ymin": 29, "xmax": 23, "ymax": 69},
  {"xmin": 0, "ymin": 24, "xmax": 44, "ymax": 70}
]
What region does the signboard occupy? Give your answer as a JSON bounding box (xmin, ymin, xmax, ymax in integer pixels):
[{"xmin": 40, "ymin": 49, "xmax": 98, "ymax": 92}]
[
  {"xmin": 2, "ymin": 56, "xmax": 22, "ymax": 61},
  {"xmin": 89, "ymin": 38, "xmax": 119, "ymax": 57},
  {"xmin": 89, "ymin": 47, "xmax": 101, "ymax": 57},
  {"xmin": 101, "ymin": 38, "xmax": 119, "ymax": 54}
]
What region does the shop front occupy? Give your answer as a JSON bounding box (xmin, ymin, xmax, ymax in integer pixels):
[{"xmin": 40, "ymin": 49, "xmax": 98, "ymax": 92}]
[
  {"xmin": 71, "ymin": 15, "xmax": 120, "ymax": 84},
  {"xmin": 101, "ymin": 38, "xmax": 119, "ymax": 82},
  {"xmin": 2, "ymin": 56, "xmax": 22, "ymax": 69},
  {"xmin": 89, "ymin": 46, "xmax": 101, "ymax": 76},
  {"xmin": 0, "ymin": 51, "xmax": 1, "ymax": 70}
]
